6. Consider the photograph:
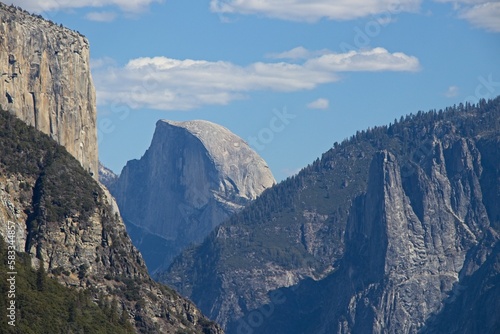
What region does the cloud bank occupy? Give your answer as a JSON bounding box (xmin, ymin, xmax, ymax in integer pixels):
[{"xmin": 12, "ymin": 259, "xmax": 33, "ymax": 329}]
[
  {"xmin": 210, "ymin": 0, "xmax": 421, "ymax": 22},
  {"xmin": 435, "ymin": 0, "xmax": 500, "ymax": 32},
  {"xmin": 460, "ymin": 2, "xmax": 500, "ymax": 32},
  {"xmin": 93, "ymin": 47, "xmax": 420, "ymax": 111},
  {"xmin": 8, "ymin": 0, "xmax": 161, "ymax": 15},
  {"xmin": 10, "ymin": 0, "xmax": 499, "ymax": 31},
  {"xmin": 211, "ymin": 0, "xmax": 499, "ymax": 32}
]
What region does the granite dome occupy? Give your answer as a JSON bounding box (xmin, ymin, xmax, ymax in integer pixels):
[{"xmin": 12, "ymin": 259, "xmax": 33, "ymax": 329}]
[
  {"xmin": 111, "ymin": 119, "xmax": 275, "ymax": 272},
  {"xmin": 159, "ymin": 119, "xmax": 275, "ymax": 201}
]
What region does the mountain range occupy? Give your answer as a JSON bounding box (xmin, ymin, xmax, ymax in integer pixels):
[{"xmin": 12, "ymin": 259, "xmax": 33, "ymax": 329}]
[
  {"xmin": 158, "ymin": 98, "xmax": 500, "ymax": 333},
  {"xmin": 1, "ymin": 2, "xmax": 499, "ymax": 334}
]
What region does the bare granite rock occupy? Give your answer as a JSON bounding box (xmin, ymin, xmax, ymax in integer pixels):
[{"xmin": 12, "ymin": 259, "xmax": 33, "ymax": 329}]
[
  {"xmin": 111, "ymin": 119, "xmax": 276, "ymax": 272},
  {"xmin": 99, "ymin": 161, "xmax": 118, "ymax": 189},
  {"xmin": 0, "ymin": 5, "xmax": 223, "ymax": 332},
  {"xmin": 0, "ymin": 3, "xmax": 98, "ymax": 177}
]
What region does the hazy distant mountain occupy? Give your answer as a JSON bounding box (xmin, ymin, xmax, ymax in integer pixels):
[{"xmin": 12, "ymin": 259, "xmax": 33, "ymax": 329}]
[
  {"xmin": 98, "ymin": 161, "xmax": 118, "ymax": 189},
  {"xmin": 110, "ymin": 119, "xmax": 275, "ymax": 273},
  {"xmin": 159, "ymin": 98, "xmax": 500, "ymax": 333}
]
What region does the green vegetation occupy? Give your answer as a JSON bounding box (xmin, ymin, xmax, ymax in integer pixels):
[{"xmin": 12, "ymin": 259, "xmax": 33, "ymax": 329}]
[
  {"xmin": 0, "ymin": 108, "xmax": 101, "ymax": 224},
  {"xmin": 0, "ymin": 108, "xmax": 221, "ymax": 333},
  {"xmin": 225, "ymin": 98, "xmax": 500, "ymax": 269},
  {"xmin": 0, "ymin": 108, "xmax": 116, "ymax": 265},
  {"xmin": 0, "ymin": 108, "xmax": 136, "ymax": 332},
  {"xmin": 0, "ymin": 238, "xmax": 135, "ymax": 333}
]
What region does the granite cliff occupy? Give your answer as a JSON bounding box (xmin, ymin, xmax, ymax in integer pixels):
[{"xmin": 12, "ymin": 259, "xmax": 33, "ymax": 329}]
[
  {"xmin": 0, "ymin": 4, "xmax": 222, "ymax": 332},
  {"xmin": 111, "ymin": 119, "xmax": 275, "ymax": 273},
  {"xmin": 160, "ymin": 98, "xmax": 500, "ymax": 333},
  {"xmin": 0, "ymin": 3, "xmax": 98, "ymax": 176}
]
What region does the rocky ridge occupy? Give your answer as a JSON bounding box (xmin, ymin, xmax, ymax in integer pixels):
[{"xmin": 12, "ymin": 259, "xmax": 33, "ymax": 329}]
[
  {"xmin": 161, "ymin": 99, "xmax": 500, "ymax": 333},
  {"xmin": 99, "ymin": 161, "xmax": 118, "ymax": 189},
  {"xmin": 252, "ymin": 145, "xmax": 499, "ymax": 334},
  {"xmin": 0, "ymin": 3, "xmax": 98, "ymax": 176},
  {"xmin": 0, "ymin": 108, "xmax": 223, "ymax": 333},
  {"xmin": 111, "ymin": 119, "xmax": 275, "ymax": 272}
]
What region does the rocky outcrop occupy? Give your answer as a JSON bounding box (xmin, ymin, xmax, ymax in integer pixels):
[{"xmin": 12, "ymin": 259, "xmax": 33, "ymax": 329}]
[
  {"xmin": 326, "ymin": 148, "xmax": 496, "ymax": 333},
  {"xmin": 246, "ymin": 146, "xmax": 498, "ymax": 334},
  {"xmin": 252, "ymin": 146, "xmax": 499, "ymax": 334},
  {"xmin": 0, "ymin": 3, "xmax": 98, "ymax": 177},
  {"xmin": 160, "ymin": 99, "xmax": 500, "ymax": 333},
  {"xmin": 0, "ymin": 4, "xmax": 223, "ymax": 332},
  {"xmin": 111, "ymin": 119, "xmax": 275, "ymax": 272},
  {"xmin": 99, "ymin": 161, "xmax": 118, "ymax": 189},
  {"xmin": 0, "ymin": 109, "xmax": 223, "ymax": 333}
]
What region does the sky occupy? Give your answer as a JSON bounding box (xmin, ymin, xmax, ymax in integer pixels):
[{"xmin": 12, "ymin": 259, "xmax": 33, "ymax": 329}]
[{"xmin": 8, "ymin": 0, "xmax": 500, "ymax": 181}]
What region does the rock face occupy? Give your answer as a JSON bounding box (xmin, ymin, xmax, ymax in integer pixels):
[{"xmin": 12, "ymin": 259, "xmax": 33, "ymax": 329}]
[
  {"xmin": 160, "ymin": 99, "xmax": 500, "ymax": 333},
  {"xmin": 314, "ymin": 148, "xmax": 496, "ymax": 333},
  {"xmin": 99, "ymin": 161, "xmax": 118, "ymax": 189},
  {"xmin": 254, "ymin": 147, "xmax": 499, "ymax": 334},
  {"xmin": 111, "ymin": 120, "xmax": 275, "ymax": 272},
  {"xmin": 0, "ymin": 3, "xmax": 98, "ymax": 177},
  {"xmin": 0, "ymin": 109, "xmax": 223, "ymax": 333}
]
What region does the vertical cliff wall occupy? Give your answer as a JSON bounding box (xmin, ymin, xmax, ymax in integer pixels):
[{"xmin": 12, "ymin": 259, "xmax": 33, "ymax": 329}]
[{"xmin": 0, "ymin": 3, "xmax": 98, "ymax": 177}]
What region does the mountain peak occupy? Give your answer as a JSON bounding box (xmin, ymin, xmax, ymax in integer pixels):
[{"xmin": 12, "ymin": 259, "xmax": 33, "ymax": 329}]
[
  {"xmin": 157, "ymin": 119, "xmax": 275, "ymax": 200},
  {"xmin": 111, "ymin": 119, "xmax": 275, "ymax": 272}
]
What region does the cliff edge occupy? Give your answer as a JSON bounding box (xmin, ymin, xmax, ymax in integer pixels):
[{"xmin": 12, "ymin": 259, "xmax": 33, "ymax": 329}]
[{"xmin": 0, "ymin": 3, "xmax": 98, "ymax": 177}]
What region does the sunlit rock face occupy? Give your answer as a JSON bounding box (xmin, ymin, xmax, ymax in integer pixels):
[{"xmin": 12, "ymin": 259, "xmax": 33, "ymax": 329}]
[
  {"xmin": 0, "ymin": 3, "xmax": 98, "ymax": 177},
  {"xmin": 112, "ymin": 119, "xmax": 276, "ymax": 272}
]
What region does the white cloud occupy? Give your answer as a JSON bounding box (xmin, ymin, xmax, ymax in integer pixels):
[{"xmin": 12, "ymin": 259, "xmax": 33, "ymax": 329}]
[
  {"xmin": 307, "ymin": 98, "xmax": 330, "ymax": 110},
  {"xmin": 85, "ymin": 11, "xmax": 117, "ymax": 22},
  {"xmin": 90, "ymin": 57, "xmax": 117, "ymax": 70},
  {"xmin": 444, "ymin": 85, "xmax": 459, "ymax": 98},
  {"xmin": 8, "ymin": 0, "xmax": 161, "ymax": 14},
  {"xmin": 211, "ymin": 0, "xmax": 498, "ymax": 31},
  {"xmin": 267, "ymin": 46, "xmax": 331, "ymax": 60},
  {"xmin": 267, "ymin": 46, "xmax": 312, "ymax": 60},
  {"xmin": 434, "ymin": 0, "xmax": 500, "ymax": 32},
  {"xmin": 210, "ymin": 0, "xmax": 421, "ymax": 22},
  {"xmin": 93, "ymin": 48, "xmax": 420, "ymax": 111},
  {"xmin": 306, "ymin": 48, "xmax": 421, "ymax": 72},
  {"xmin": 460, "ymin": 2, "xmax": 500, "ymax": 32}
]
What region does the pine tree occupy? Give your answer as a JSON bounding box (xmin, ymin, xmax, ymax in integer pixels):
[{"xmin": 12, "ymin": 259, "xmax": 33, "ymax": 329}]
[
  {"xmin": 120, "ymin": 306, "xmax": 130, "ymax": 326},
  {"xmin": 36, "ymin": 260, "xmax": 46, "ymax": 291},
  {"xmin": 68, "ymin": 299, "xmax": 77, "ymax": 322}
]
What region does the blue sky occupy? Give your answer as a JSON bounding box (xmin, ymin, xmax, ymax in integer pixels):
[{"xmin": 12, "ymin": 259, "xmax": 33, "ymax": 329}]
[{"xmin": 10, "ymin": 0, "xmax": 500, "ymax": 181}]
